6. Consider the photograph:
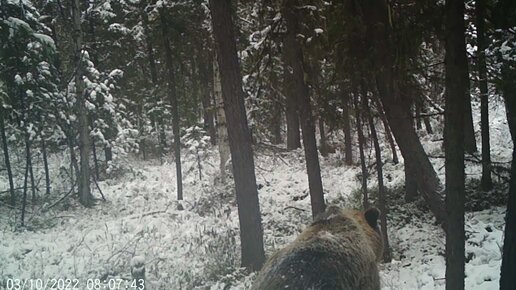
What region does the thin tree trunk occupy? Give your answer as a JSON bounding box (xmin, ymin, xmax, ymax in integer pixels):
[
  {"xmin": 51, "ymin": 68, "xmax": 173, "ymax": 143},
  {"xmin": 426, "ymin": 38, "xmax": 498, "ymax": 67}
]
[
  {"xmin": 198, "ymin": 53, "xmax": 216, "ymax": 145},
  {"xmin": 284, "ymin": 66, "xmax": 301, "ymax": 150},
  {"xmin": 42, "ymin": 138, "xmax": 50, "ymax": 195},
  {"xmin": 319, "ymin": 118, "xmax": 329, "ymax": 157},
  {"xmin": 28, "ymin": 141, "xmax": 36, "ymax": 205},
  {"xmin": 341, "ymin": 91, "xmax": 353, "ymax": 165},
  {"xmin": 371, "ymin": 93, "xmax": 398, "ymax": 164},
  {"xmin": 422, "ymin": 103, "xmax": 434, "ymax": 134},
  {"xmin": 358, "ymin": 0, "xmax": 446, "ymax": 225},
  {"xmin": 72, "ymin": 0, "xmax": 92, "ymax": 207},
  {"xmin": 194, "ymin": 51, "xmax": 216, "ymax": 145},
  {"xmin": 141, "ymin": 1, "xmax": 165, "ymax": 160},
  {"xmin": 415, "ymin": 97, "xmax": 423, "ymax": 130},
  {"xmin": 67, "ymin": 132, "xmax": 79, "ymax": 189},
  {"xmin": 444, "ymin": 0, "xmax": 467, "ymax": 287},
  {"xmin": 92, "ymin": 139, "xmax": 100, "ymax": 180},
  {"xmin": 0, "ymin": 108, "xmax": 15, "ymax": 206},
  {"xmin": 213, "ymin": 53, "xmax": 230, "ymax": 182},
  {"xmin": 476, "ymin": 0, "xmax": 493, "ymax": 190},
  {"xmin": 282, "ymin": 0, "xmax": 325, "ymax": 218},
  {"xmin": 159, "ymin": 8, "xmax": 183, "ymax": 202},
  {"xmin": 364, "ymin": 91, "xmax": 392, "ymax": 263},
  {"xmin": 210, "ymin": 0, "xmax": 265, "ymax": 271},
  {"xmin": 21, "ymin": 141, "xmax": 30, "ymax": 226},
  {"xmin": 20, "ymin": 89, "xmax": 36, "ymax": 205},
  {"xmin": 270, "ymin": 98, "xmax": 282, "ymax": 145},
  {"xmin": 463, "ymin": 84, "xmax": 477, "ymax": 154},
  {"xmin": 355, "ymin": 90, "xmax": 368, "ymax": 209}
]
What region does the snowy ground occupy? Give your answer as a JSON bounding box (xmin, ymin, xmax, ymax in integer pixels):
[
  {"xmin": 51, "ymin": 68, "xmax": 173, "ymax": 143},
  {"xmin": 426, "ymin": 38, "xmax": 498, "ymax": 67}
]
[{"xmin": 0, "ymin": 99, "xmax": 512, "ymax": 289}]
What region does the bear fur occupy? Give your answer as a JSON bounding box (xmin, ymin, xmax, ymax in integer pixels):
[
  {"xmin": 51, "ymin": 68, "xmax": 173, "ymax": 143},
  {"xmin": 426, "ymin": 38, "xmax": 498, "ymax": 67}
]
[{"xmin": 251, "ymin": 206, "xmax": 384, "ymax": 290}]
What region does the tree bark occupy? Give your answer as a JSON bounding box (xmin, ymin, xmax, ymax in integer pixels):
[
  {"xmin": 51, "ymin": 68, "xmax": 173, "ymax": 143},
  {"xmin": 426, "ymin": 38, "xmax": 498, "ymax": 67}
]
[
  {"xmin": 72, "ymin": 0, "xmax": 93, "ymax": 207},
  {"xmin": 496, "ymin": 0, "xmax": 516, "ymax": 283},
  {"xmin": 0, "ymin": 108, "xmax": 15, "ymax": 206},
  {"xmin": 282, "ymin": 0, "xmax": 326, "ymax": 218},
  {"xmin": 364, "ymin": 91, "xmax": 392, "ymax": 263},
  {"xmin": 213, "ymin": 53, "xmax": 230, "ymax": 182},
  {"xmin": 500, "ymin": 90, "xmax": 516, "ymax": 288},
  {"xmin": 159, "ymin": 8, "xmax": 183, "ymax": 202},
  {"xmin": 476, "ymin": 0, "xmax": 493, "ymax": 190},
  {"xmin": 210, "ymin": 0, "xmax": 265, "ymax": 271},
  {"xmin": 358, "ymin": 0, "xmax": 446, "ymax": 225},
  {"xmin": 444, "ymin": 0, "xmax": 467, "ymax": 287}
]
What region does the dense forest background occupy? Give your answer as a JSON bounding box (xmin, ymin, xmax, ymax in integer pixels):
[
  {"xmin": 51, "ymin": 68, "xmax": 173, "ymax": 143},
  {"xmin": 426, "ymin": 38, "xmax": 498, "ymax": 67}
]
[{"xmin": 1, "ymin": 0, "xmax": 515, "ymax": 289}]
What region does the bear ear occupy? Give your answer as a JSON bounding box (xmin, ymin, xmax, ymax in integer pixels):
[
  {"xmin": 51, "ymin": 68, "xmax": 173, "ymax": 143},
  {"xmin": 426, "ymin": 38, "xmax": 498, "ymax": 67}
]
[{"xmin": 364, "ymin": 207, "xmax": 380, "ymax": 228}]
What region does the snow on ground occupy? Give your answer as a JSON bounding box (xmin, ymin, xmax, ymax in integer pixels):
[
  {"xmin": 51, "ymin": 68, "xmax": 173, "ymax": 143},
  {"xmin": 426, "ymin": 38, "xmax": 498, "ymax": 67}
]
[{"xmin": 0, "ymin": 100, "xmax": 511, "ymax": 289}]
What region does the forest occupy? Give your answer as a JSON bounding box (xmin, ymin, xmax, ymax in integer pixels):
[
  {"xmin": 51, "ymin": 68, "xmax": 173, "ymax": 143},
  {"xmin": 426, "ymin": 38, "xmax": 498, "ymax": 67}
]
[{"xmin": 0, "ymin": 0, "xmax": 515, "ymax": 289}]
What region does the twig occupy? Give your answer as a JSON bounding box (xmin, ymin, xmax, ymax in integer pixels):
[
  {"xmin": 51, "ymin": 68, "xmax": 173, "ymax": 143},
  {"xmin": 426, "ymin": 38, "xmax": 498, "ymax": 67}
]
[
  {"xmin": 284, "ymin": 206, "xmax": 307, "ymax": 212},
  {"xmin": 43, "ymin": 182, "xmax": 76, "ymax": 212},
  {"xmin": 92, "ymin": 175, "xmax": 106, "ymax": 201}
]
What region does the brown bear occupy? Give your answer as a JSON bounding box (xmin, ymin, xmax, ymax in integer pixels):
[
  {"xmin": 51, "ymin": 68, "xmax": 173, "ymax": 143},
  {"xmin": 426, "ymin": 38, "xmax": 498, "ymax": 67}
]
[{"xmin": 251, "ymin": 206, "xmax": 384, "ymax": 290}]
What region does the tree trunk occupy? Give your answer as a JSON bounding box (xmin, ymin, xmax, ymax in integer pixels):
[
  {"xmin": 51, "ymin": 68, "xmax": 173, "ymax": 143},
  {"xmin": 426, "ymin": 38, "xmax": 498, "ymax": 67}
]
[
  {"xmin": 500, "ymin": 80, "xmax": 516, "ymax": 289},
  {"xmin": 141, "ymin": 0, "xmax": 158, "ymax": 85},
  {"xmin": 282, "ymin": 0, "xmax": 326, "ymax": 218},
  {"xmin": 404, "ymin": 158, "xmax": 418, "ymax": 202},
  {"xmin": 422, "ymin": 103, "xmax": 434, "ymax": 135},
  {"xmin": 210, "ymin": 0, "xmax": 265, "ymax": 271},
  {"xmin": 92, "ymin": 139, "xmax": 100, "ymax": 180},
  {"xmin": 476, "ymin": 0, "xmax": 493, "ymax": 190},
  {"xmin": 21, "ymin": 141, "xmax": 30, "ymax": 226},
  {"xmin": 0, "ymin": 108, "xmax": 15, "ymax": 206},
  {"xmin": 463, "ymin": 84, "xmax": 477, "ymax": 154},
  {"xmin": 444, "ymin": 0, "xmax": 467, "ymax": 287},
  {"xmin": 415, "ymin": 97, "xmax": 423, "ymax": 130},
  {"xmin": 141, "ymin": 1, "xmax": 165, "ymax": 161},
  {"xmin": 358, "ymin": 0, "xmax": 446, "ymax": 225},
  {"xmin": 67, "ymin": 132, "xmax": 79, "ymax": 189},
  {"xmin": 283, "ymin": 66, "xmax": 301, "ymax": 150},
  {"xmin": 341, "ymin": 91, "xmax": 353, "ymax": 165},
  {"xmin": 319, "ymin": 118, "xmax": 329, "ymax": 157},
  {"xmin": 72, "ymin": 0, "xmax": 93, "ymax": 207},
  {"xmin": 198, "ymin": 53, "xmax": 216, "ymax": 145},
  {"xmin": 270, "ymin": 98, "xmax": 283, "ymax": 145},
  {"xmin": 355, "ymin": 90, "xmax": 368, "ymax": 209},
  {"xmin": 213, "ymin": 53, "xmax": 230, "ymax": 182},
  {"xmin": 41, "ymin": 138, "xmax": 50, "ymax": 195},
  {"xmin": 159, "ymin": 8, "xmax": 183, "ymax": 202},
  {"xmin": 28, "ymin": 141, "xmax": 36, "ymax": 205},
  {"xmin": 371, "ymin": 90, "xmax": 399, "ymax": 164},
  {"xmin": 364, "ymin": 92, "xmax": 392, "ymax": 263},
  {"xmin": 20, "ymin": 89, "xmax": 36, "ymax": 205},
  {"xmin": 497, "ymin": 0, "xmax": 516, "ymax": 282}
]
